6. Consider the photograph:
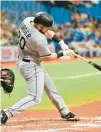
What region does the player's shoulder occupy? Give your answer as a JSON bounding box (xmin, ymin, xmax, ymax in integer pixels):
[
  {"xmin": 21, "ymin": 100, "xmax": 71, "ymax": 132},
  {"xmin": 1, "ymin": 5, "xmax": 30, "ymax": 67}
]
[
  {"xmin": 32, "ymin": 31, "xmax": 47, "ymax": 44},
  {"xmin": 23, "ymin": 17, "xmax": 34, "ymax": 24}
]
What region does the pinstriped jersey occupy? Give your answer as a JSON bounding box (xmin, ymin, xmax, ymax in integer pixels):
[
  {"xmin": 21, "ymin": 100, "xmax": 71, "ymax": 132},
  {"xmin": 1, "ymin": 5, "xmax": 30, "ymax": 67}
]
[{"xmin": 17, "ymin": 17, "xmax": 51, "ymax": 64}]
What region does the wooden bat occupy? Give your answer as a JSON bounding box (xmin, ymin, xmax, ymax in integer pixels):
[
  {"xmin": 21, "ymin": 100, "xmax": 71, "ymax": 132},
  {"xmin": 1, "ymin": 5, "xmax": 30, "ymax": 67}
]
[{"xmin": 73, "ymin": 52, "xmax": 101, "ymax": 71}]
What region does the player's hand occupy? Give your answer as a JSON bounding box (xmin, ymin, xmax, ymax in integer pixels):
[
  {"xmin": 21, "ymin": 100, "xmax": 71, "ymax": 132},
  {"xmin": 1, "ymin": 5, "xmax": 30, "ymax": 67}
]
[{"xmin": 63, "ymin": 49, "xmax": 74, "ymax": 56}]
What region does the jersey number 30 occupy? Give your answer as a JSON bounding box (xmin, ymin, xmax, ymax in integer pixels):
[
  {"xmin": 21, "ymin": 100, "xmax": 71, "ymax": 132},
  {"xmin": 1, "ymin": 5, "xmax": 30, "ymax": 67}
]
[{"xmin": 17, "ymin": 31, "xmax": 26, "ymax": 50}]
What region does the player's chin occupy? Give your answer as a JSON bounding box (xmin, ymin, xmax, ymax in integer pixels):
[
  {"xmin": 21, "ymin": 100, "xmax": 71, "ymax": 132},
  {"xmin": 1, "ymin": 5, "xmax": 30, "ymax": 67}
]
[
  {"xmin": 40, "ymin": 30, "xmax": 45, "ymax": 34},
  {"xmin": 40, "ymin": 28, "xmax": 49, "ymax": 34}
]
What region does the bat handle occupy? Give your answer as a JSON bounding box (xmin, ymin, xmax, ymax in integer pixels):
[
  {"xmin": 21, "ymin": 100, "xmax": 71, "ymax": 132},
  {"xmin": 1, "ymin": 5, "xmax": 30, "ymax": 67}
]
[{"xmin": 72, "ymin": 52, "xmax": 90, "ymax": 63}]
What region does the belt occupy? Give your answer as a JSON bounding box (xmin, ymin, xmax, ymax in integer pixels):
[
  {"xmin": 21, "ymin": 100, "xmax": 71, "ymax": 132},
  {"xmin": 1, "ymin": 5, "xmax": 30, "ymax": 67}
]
[
  {"xmin": 18, "ymin": 56, "xmax": 30, "ymax": 62},
  {"xmin": 22, "ymin": 58, "xmax": 30, "ymax": 62}
]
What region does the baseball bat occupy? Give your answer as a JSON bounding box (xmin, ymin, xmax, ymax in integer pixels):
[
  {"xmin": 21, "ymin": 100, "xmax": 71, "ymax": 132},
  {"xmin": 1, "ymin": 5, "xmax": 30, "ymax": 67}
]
[
  {"xmin": 0, "ymin": 78, "xmax": 10, "ymax": 83},
  {"xmin": 73, "ymin": 52, "xmax": 101, "ymax": 71}
]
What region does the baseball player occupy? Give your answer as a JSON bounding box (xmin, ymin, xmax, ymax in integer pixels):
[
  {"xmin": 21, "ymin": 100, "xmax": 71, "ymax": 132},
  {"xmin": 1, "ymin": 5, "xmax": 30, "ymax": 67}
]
[{"xmin": 0, "ymin": 12, "xmax": 79, "ymax": 125}]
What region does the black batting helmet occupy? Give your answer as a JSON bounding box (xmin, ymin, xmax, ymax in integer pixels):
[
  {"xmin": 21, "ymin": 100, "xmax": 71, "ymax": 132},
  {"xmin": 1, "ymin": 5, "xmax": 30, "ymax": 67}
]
[{"xmin": 34, "ymin": 12, "xmax": 54, "ymax": 27}]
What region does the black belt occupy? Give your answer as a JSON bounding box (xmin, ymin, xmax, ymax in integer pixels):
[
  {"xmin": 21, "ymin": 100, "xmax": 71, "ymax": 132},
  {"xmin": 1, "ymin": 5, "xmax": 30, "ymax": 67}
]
[
  {"xmin": 22, "ymin": 58, "xmax": 30, "ymax": 62},
  {"xmin": 18, "ymin": 56, "xmax": 30, "ymax": 62}
]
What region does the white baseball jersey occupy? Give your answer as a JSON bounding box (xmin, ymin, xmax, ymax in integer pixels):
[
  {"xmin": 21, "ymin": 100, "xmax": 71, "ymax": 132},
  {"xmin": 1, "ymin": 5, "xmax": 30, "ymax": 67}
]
[{"xmin": 18, "ymin": 17, "xmax": 51, "ymax": 64}]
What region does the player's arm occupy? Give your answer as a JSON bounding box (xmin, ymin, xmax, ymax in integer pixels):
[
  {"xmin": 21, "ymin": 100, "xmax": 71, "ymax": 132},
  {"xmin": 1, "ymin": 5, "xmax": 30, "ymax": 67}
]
[
  {"xmin": 35, "ymin": 34, "xmax": 73, "ymax": 62},
  {"xmin": 41, "ymin": 50, "xmax": 73, "ymax": 61},
  {"xmin": 45, "ymin": 30, "xmax": 69, "ymax": 50},
  {"xmin": 41, "ymin": 53, "xmax": 57, "ymax": 61}
]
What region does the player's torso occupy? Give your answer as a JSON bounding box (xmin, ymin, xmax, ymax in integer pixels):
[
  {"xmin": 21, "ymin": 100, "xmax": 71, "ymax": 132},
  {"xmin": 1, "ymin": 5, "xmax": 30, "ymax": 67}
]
[{"xmin": 17, "ymin": 17, "xmax": 42, "ymax": 64}]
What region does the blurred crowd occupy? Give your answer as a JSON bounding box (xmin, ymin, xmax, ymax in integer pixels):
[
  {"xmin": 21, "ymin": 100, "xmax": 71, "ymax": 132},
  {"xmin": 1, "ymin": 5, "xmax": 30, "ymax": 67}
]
[
  {"xmin": 54, "ymin": 11, "xmax": 101, "ymax": 57},
  {"xmin": 1, "ymin": 10, "xmax": 101, "ymax": 57},
  {"xmin": 0, "ymin": 11, "xmax": 18, "ymax": 46}
]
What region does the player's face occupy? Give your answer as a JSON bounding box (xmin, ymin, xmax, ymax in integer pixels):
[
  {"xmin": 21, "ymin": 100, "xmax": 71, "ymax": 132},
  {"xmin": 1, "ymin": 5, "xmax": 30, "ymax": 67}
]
[
  {"xmin": 35, "ymin": 24, "xmax": 49, "ymax": 34},
  {"xmin": 40, "ymin": 26, "xmax": 49, "ymax": 34}
]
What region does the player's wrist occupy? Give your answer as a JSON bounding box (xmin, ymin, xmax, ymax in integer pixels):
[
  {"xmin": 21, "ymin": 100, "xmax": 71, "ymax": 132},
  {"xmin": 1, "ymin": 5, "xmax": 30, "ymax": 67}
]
[
  {"xmin": 58, "ymin": 40, "xmax": 65, "ymax": 45},
  {"xmin": 59, "ymin": 40, "xmax": 69, "ymax": 50},
  {"xmin": 57, "ymin": 51, "xmax": 64, "ymax": 58},
  {"xmin": 52, "ymin": 34, "xmax": 67, "ymax": 47},
  {"xmin": 52, "ymin": 34, "xmax": 61, "ymax": 43}
]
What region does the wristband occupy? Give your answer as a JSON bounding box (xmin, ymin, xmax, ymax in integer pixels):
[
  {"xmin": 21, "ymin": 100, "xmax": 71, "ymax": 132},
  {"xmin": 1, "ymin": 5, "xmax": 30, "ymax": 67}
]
[
  {"xmin": 57, "ymin": 52, "xmax": 63, "ymax": 58},
  {"xmin": 52, "ymin": 34, "xmax": 61, "ymax": 43}
]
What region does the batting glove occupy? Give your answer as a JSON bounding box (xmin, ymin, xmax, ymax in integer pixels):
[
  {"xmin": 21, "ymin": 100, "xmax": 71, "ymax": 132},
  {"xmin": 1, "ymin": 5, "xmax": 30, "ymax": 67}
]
[
  {"xmin": 59, "ymin": 40, "xmax": 69, "ymax": 50},
  {"xmin": 63, "ymin": 49, "xmax": 74, "ymax": 56}
]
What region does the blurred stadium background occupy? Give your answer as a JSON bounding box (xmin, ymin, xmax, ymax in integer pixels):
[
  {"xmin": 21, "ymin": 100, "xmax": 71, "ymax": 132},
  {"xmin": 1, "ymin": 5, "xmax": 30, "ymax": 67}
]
[
  {"xmin": 1, "ymin": 1, "xmax": 101, "ymax": 109},
  {"xmin": 1, "ymin": 0, "xmax": 101, "ymax": 61}
]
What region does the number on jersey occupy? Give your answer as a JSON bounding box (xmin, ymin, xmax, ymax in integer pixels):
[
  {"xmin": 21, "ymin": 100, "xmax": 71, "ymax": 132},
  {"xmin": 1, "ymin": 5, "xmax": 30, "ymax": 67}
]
[{"xmin": 17, "ymin": 31, "xmax": 26, "ymax": 50}]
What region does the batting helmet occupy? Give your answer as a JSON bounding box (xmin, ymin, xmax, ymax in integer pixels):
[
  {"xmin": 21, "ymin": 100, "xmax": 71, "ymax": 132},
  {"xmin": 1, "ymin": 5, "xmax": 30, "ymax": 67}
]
[{"xmin": 34, "ymin": 12, "xmax": 54, "ymax": 27}]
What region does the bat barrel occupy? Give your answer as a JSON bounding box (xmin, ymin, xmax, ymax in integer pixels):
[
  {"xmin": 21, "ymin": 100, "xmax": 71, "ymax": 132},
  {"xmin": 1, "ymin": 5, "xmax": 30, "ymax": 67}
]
[
  {"xmin": 89, "ymin": 61, "xmax": 101, "ymax": 71},
  {"xmin": 73, "ymin": 52, "xmax": 101, "ymax": 71}
]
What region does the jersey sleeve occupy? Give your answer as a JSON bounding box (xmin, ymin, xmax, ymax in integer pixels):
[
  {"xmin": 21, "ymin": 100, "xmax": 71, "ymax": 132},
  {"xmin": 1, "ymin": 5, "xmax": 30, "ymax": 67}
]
[{"xmin": 35, "ymin": 36, "xmax": 51, "ymax": 57}]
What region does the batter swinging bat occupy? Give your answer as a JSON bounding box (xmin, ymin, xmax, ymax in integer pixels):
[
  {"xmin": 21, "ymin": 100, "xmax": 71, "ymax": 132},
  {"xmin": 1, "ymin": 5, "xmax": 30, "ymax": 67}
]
[{"xmin": 73, "ymin": 52, "xmax": 101, "ymax": 71}]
